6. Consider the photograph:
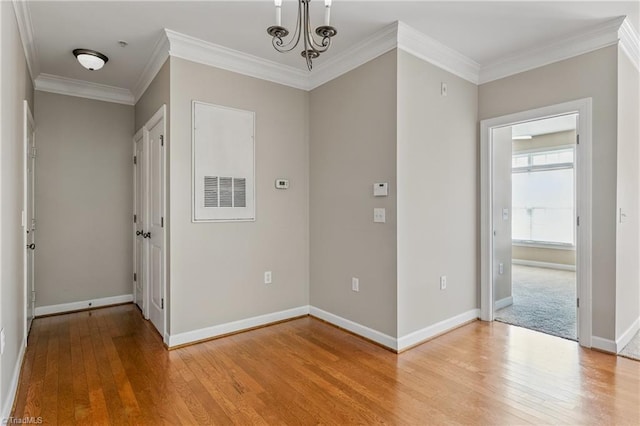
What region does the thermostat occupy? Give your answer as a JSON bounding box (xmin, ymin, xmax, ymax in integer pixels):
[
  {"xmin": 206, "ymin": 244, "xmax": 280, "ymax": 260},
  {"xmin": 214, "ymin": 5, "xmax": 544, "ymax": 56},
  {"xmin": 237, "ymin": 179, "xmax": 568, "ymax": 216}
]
[
  {"xmin": 373, "ymin": 182, "xmax": 388, "ymax": 197},
  {"xmin": 275, "ymin": 179, "xmax": 289, "ymax": 189}
]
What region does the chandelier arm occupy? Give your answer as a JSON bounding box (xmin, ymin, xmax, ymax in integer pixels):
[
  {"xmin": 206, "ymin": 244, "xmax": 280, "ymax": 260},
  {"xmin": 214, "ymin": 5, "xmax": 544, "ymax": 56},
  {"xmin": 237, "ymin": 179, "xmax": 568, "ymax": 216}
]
[
  {"xmin": 303, "ymin": 0, "xmax": 313, "ymax": 70},
  {"xmin": 271, "ymin": 1, "xmax": 304, "ymax": 52},
  {"xmin": 310, "ymin": 35, "xmax": 331, "ymax": 52}
]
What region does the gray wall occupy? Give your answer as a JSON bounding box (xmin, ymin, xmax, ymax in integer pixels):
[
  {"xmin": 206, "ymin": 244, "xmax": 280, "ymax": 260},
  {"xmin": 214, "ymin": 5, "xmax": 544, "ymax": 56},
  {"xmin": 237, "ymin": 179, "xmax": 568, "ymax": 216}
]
[
  {"xmin": 169, "ymin": 57, "xmax": 309, "ymax": 335},
  {"xmin": 615, "ymin": 47, "xmax": 640, "ymax": 339},
  {"xmin": 135, "ymin": 59, "xmax": 169, "ymax": 131},
  {"xmin": 0, "ymin": 1, "xmax": 34, "ymax": 414},
  {"xmin": 396, "ymin": 50, "xmax": 479, "ymax": 336},
  {"xmin": 34, "ymin": 91, "xmax": 134, "ymax": 307},
  {"xmin": 479, "ymin": 46, "xmax": 618, "ymax": 340},
  {"xmin": 309, "ymin": 51, "xmax": 398, "ymax": 337},
  {"xmin": 397, "ymin": 51, "xmax": 479, "ymax": 337},
  {"xmin": 513, "ymin": 246, "xmax": 576, "ymax": 266},
  {"xmin": 492, "ymin": 127, "xmax": 513, "ymax": 302}
]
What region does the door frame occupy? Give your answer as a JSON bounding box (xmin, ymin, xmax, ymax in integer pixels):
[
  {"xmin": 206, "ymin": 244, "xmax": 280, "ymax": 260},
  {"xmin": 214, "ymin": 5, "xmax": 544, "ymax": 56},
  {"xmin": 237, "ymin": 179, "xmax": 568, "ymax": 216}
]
[
  {"xmin": 133, "ymin": 128, "xmax": 147, "ymax": 318},
  {"xmin": 133, "ymin": 105, "xmax": 167, "ymax": 343},
  {"xmin": 146, "ymin": 105, "xmax": 167, "ymax": 344},
  {"xmin": 22, "ymin": 100, "xmax": 36, "ymax": 339},
  {"xmin": 480, "ymin": 98, "xmax": 592, "ymax": 347}
]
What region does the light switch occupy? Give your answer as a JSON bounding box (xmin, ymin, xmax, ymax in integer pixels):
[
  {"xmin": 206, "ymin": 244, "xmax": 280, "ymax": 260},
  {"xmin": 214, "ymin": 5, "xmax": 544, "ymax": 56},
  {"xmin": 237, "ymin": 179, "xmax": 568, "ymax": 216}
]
[
  {"xmin": 373, "ymin": 182, "xmax": 388, "ymax": 197},
  {"xmin": 275, "ymin": 179, "xmax": 289, "ymax": 189},
  {"xmin": 502, "ymin": 208, "xmax": 509, "ymax": 221},
  {"xmin": 374, "ymin": 208, "xmax": 386, "ymax": 223}
]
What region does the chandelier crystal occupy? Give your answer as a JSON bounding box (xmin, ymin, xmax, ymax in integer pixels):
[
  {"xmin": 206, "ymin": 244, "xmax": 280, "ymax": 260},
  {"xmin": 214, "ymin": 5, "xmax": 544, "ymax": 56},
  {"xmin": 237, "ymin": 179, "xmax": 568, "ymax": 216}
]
[{"xmin": 267, "ymin": 0, "xmax": 338, "ymax": 71}]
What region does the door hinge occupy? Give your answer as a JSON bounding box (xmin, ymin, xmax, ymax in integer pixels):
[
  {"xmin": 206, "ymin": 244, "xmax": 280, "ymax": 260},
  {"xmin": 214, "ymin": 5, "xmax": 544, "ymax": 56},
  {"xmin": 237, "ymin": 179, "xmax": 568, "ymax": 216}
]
[
  {"xmin": 31, "ymin": 291, "xmax": 36, "ymax": 303},
  {"xmin": 161, "ymin": 217, "xmax": 164, "ymax": 227},
  {"xmin": 576, "ymin": 134, "xmax": 580, "ymax": 145},
  {"xmin": 161, "ymin": 298, "xmax": 164, "ymax": 309},
  {"xmin": 134, "ymin": 214, "xmax": 137, "ymax": 223},
  {"xmin": 133, "ymin": 155, "xmax": 137, "ymax": 165},
  {"xmin": 160, "ymin": 135, "xmax": 164, "ymax": 146},
  {"xmin": 31, "ymin": 147, "xmax": 37, "ymax": 158},
  {"xmin": 577, "ymin": 298, "xmax": 580, "ymax": 308},
  {"xmin": 134, "ymin": 272, "xmax": 137, "ymax": 282},
  {"xmin": 577, "ymin": 216, "xmax": 580, "ymax": 226}
]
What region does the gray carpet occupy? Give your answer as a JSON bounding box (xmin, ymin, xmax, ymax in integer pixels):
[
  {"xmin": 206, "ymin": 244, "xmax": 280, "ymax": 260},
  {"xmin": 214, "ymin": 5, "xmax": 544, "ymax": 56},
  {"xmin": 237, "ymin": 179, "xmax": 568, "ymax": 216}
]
[
  {"xmin": 619, "ymin": 330, "xmax": 640, "ymax": 361},
  {"xmin": 495, "ymin": 265, "xmax": 577, "ymax": 341}
]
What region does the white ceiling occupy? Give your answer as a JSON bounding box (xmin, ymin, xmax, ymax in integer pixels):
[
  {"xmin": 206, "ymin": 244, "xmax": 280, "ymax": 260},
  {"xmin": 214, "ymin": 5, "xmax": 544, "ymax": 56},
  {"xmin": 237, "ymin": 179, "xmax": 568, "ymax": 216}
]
[{"xmin": 27, "ymin": 1, "xmax": 640, "ymax": 91}]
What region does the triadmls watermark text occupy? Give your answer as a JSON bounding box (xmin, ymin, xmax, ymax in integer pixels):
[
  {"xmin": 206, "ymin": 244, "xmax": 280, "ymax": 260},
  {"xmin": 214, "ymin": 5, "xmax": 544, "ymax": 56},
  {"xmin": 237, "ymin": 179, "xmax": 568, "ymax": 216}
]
[{"xmin": 2, "ymin": 417, "xmax": 43, "ymax": 425}]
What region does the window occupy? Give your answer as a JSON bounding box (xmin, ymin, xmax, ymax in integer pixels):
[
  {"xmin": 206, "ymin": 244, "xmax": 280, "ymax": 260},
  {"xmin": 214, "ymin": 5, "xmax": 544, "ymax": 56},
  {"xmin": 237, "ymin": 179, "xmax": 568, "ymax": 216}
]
[{"xmin": 512, "ymin": 147, "xmax": 574, "ymax": 246}]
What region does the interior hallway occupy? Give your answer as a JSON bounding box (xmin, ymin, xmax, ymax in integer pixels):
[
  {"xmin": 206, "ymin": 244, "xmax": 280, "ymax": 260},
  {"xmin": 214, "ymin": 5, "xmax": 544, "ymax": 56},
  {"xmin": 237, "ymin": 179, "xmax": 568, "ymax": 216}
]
[{"xmin": 12, "ymin": 304, "xmax": 640, "ymax": 425}]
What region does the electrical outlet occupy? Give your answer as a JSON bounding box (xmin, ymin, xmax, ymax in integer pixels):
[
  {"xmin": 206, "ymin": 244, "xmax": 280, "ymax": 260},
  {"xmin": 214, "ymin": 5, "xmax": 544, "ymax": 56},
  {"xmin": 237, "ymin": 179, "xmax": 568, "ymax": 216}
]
[
  {"xmin": 264, "ymin": 271, "xmax": 272, "ymax": 284},
  {"xmin": 352, "ymin": 277, "xmax": 359, "ymax": 292},
  {"xmin": 499, "ymin": 263, "xmax": 504, "ymax": 275},
  {"xmin": 440, "ymin": 275, "xmax": 447, "ymax": 290}
]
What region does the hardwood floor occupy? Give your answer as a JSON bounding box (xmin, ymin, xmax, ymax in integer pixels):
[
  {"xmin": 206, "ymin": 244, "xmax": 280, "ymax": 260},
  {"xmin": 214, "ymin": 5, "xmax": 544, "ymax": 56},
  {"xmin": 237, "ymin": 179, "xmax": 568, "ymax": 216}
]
[{"xmin": 12, "ymin": 304, "xmax": 640, "ymax": 425}]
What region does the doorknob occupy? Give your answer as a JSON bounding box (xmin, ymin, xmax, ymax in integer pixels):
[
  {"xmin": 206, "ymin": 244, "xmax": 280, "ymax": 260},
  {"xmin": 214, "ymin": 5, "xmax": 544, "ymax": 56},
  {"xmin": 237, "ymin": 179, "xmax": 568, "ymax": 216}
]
[
  {"xmin": 136, "ymin": 230, "xmax": 143, "ymax": 236},
  {"xmin": 144, "ymin": 232, "xmax": 152, "ymax": 239},
  {"xmin": 26, "ymin": 243, "xmax": 35, "ymax": 250}
]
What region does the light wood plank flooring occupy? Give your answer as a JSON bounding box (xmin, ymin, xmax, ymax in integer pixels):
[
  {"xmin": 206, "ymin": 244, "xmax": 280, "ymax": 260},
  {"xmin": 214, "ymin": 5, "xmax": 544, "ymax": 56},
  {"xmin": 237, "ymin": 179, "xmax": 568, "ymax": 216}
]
[{"xmin": 12, "ymin": 304, "xmax": 640, "ymax": 425}]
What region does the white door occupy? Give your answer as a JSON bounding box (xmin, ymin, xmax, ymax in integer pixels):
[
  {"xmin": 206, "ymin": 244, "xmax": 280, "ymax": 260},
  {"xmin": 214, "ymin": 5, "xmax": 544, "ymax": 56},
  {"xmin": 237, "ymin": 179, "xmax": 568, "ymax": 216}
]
[
  {"xmin": 147, "ymin": 112, "xmax": 166, "ymax": 337},
  {"xmin": 24, "ymin": 101, "xmax": 36, "ymax": 334},
  {"xmin": 133, "ymin": 132, "xmax": 147, "ymax": 316}
]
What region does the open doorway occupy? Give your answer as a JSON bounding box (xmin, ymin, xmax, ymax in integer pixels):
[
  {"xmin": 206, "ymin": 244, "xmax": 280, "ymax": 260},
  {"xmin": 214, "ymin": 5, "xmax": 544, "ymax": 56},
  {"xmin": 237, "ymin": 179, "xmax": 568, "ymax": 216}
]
[
  {"xmin": 493, "ymin": 115, "xmax": 578, "ymax": 340},
  {"xmin": 480, "ymin": 98, "xmax": 593, "ymax": 348}
]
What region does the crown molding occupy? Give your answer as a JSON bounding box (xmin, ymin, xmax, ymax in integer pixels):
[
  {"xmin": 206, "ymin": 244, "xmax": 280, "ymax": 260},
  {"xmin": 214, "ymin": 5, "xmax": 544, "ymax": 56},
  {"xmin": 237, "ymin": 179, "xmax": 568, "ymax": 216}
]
[
  {"xmin": 479, "ymin": 16, "xmax": 626, "ymax": 84},
  {"xmin": 308, "ymin": 22, "xmax": 399, "ymax": 90},
  {"xmin": 619, "ymin": 18, "xmax": 640, "ymax": 71},
  {"xmin": 35, "ymin": 74, "xmax": 135, "ymax": 105},
  {"xmin": 163, "ymin": 22, "xmax": 481, "ymax": 91},
  {"xmin": 397, "ymin": 22, "xmax": 481, "ymax": 84},
  {"xmin": 25, "ymin": 16, "xmax": 639, "ymax": 107},
  {"xmin": 165, "ymin": 29, "xmax": 309, "ymax": 90},
  {"xmin": 133, "ymin": 31, "xmax": 170, "ymax": 102},
  {"xmin": 12, "ymin": 0, "xmax": 39, "ymax": 80}
]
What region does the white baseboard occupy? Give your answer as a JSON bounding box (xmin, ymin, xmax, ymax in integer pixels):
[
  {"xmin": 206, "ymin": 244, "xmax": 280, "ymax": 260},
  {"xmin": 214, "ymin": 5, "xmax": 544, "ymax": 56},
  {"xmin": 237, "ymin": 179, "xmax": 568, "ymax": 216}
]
[
  {"xmin": 1, "ymin": 338, "xmax": 27, "ymax": 421},
  {"xmin": 495, "ymin": 296, "xmax": 514, "ymax": 310},
  {"xmin": 34, "ymin": 294, "xmax": 133, "ymax": 317},
  {"xmin": 397, "ymin": 309, "xmax": 480, "ymax": 351},
  {"xmin": 309, "ymin": 306, "xmax": 398, "ymax": 351},
  {"xmin": 616, "ymin": 316, "xmax": 640, "ymax": 353},
  {"xmin": 168, "ymin": 305, "xmax": 482, "ymax": 353},
  {"xmin": 167, "ymin": 306, "xmax": 310, "ymax": 347},
  {"xmin": 591, "ymin": 336, "xmax": 617, "ymax": 353},
  {"xmin": 512, "ymin": 259, "xmax": 576, "ymax": 271}
]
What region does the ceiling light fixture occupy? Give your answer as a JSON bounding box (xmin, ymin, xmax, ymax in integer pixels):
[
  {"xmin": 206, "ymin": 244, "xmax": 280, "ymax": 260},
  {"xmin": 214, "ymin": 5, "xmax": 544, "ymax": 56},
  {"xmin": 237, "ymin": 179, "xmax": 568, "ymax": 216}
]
[
  {"xmin": 267, "ymin": 0, "xmax": 337, "ymax": 71},
  {"xmin": 73, "ymin": 49, "xmax": 109, "ymax": 71}
]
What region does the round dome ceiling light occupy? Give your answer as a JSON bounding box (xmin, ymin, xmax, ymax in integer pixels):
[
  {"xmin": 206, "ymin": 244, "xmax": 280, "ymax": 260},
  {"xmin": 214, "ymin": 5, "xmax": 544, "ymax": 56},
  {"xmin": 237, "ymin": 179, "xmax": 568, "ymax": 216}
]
[{"xmin": 72, "ymin": 49, "xmax": 109, "ymax": 71}]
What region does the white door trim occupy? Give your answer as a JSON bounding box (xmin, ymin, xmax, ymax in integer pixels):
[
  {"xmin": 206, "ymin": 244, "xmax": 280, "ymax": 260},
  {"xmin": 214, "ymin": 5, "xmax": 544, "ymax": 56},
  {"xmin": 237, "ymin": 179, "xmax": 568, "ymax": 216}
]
[
  {"xmin": 22, "ymin": 100, "xmax": 35, "ymax": 340},
  {"xmin": 480, "ymin": 98, "xmax": 592, "ymax": 348},
  {"xmin": 132, "ymin": 129, "xmax": 146, "ymax": 317},
  {"xmin": 144, "ymin": 105, "xmax": 167, "ymax": 344}
]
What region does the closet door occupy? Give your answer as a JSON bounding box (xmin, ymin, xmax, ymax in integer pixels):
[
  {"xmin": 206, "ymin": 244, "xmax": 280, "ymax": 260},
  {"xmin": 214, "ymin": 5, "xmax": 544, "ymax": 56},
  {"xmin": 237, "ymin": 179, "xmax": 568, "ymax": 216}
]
[
  {"xmin": 133, "ymin": 131, "xmax": 147, "ymax": 316},
  {"xmin": 146, "ymin": 114, "xmax": 165, "ymax": 337}
]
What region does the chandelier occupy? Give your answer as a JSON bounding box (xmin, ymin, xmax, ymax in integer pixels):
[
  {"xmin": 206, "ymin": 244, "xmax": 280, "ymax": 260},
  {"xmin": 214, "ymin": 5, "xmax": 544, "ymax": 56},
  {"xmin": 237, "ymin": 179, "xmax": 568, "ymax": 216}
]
[{"xmin": 267, "ymin": 0, "xmax": 338, "ymax": 71}]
